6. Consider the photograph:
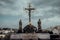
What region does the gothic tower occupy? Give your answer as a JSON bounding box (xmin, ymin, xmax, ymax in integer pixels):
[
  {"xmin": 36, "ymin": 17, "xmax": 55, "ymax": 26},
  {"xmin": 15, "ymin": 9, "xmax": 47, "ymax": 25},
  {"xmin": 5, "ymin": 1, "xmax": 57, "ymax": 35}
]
[
  {"xmin": 18, "ymin": 19, "xmax": 22, "ymax": 33},
  {"xmin": 37, "ymin": 19, "xmax": 42, "ymax": 32}
]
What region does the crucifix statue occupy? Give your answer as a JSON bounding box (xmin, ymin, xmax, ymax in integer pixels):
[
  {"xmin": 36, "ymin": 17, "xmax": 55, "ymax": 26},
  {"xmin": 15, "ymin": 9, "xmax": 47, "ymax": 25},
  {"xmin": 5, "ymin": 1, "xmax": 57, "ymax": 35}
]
[{"xmin": 25, "ymin": 3, "xmax": 35, "ymax": 24}]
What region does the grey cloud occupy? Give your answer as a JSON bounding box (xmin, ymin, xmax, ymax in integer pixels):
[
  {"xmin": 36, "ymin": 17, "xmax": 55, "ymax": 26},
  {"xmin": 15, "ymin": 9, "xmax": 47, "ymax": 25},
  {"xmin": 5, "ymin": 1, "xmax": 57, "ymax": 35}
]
[
  {"xmin": 0, "ymin": 0, "xmax": 14, "ymax": 6},
  {"xmin": 0, "ymin": 0, "xmax": 18, "ymax": 11},
  {"xmin": 30, "ymin": 0, "xmax": 60, "ymax": 20},
  {"xmin": 0, "ymin": 0, "xmax": 15, "ymax": 4},
  {"xmin": 31, "ymin": 7, "xmax": 60, "ymax": 20},
  {"xmin": 31, "ymin": 0, "xmax": 60, "ymax": 7}
]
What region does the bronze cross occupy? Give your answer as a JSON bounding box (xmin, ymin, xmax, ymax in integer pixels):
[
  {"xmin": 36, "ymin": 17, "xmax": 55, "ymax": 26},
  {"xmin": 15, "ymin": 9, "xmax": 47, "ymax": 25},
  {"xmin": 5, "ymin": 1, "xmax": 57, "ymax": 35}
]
[{"xmin": 25, "ymin": 3, "xmax": 35, "ymax": 24}]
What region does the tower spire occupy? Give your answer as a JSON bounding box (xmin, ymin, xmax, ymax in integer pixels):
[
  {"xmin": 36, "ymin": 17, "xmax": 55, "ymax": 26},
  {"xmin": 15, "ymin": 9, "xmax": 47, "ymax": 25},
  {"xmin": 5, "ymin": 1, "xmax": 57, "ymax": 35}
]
[{"xmin": 25, "ymin": 3, "xmax": 35, "ymax": 24}]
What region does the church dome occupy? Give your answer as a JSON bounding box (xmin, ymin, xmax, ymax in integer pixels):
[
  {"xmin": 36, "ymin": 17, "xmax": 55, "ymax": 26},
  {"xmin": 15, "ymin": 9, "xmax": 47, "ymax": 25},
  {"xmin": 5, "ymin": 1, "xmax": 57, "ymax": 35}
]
[{"xmin": 23, "ymin": 24, "xmax": 37, "ymax": 33}]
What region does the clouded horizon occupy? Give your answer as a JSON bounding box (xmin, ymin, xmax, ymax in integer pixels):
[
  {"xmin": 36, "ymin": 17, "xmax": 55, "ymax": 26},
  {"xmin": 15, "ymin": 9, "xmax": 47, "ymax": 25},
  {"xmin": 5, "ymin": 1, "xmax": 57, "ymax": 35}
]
[{"xmin": 0, "ymin": 0, "xmax": 60, "ymax": 29}]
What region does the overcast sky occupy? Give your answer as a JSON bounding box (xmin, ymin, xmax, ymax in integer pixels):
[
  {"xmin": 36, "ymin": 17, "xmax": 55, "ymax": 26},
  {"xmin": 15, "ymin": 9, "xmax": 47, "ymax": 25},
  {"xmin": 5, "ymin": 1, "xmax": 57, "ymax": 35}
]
[{"xmin": 0, "ymin": 0, "xmax": 60, "ymax": 29}]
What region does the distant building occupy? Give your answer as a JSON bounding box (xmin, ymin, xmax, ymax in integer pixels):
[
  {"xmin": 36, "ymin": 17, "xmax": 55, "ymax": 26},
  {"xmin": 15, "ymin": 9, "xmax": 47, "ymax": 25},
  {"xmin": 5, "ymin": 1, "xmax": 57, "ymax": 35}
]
[
  {"xmin": 52, "ymin": 28, "xmax": 59, "ymax": 34},
  {"xmin": 52, "ymin": 26, "xmax": 60, "ymax": 34},
  {"xmin": 0, "ymin": 29, "xmax": 14, "ymax": 34},
  {"xmin": 0, "ymin": 34, "xmax": 5, "ymax": 38},
  {"xmin": 46, "ymin": 26, "xmax": 60, "ymax": 34}
]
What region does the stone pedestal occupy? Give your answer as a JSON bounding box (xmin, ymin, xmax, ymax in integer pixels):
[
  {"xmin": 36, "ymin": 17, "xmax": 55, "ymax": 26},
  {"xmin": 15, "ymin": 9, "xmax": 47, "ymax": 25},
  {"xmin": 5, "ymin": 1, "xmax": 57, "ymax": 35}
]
[
  {"xmin": 10, "ymin": 33, "xmax": 50, "ymax": 40},
  {"xmin": 22, "ymin": 33, "xmax": 38, "ymax": 40}
]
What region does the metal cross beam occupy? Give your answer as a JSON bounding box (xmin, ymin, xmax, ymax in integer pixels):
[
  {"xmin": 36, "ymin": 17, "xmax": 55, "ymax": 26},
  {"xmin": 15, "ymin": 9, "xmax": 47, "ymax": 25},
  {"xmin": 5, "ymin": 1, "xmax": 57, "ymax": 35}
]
[{"xmin": 25, "ymin": 3, "xmax": 35, "ymax": 24}]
